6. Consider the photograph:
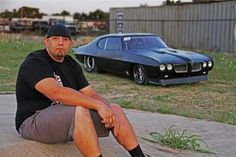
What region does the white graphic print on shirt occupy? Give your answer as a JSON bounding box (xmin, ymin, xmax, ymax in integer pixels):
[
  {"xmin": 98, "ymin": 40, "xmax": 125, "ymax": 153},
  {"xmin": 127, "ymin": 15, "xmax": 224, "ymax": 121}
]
[
  {"xmin": 51, "ymin": 72, "xmax": 63, "ymax": 105},
  {"xmin": 53, "ymin": 72, "xmax": 63, "ymax": 86}
]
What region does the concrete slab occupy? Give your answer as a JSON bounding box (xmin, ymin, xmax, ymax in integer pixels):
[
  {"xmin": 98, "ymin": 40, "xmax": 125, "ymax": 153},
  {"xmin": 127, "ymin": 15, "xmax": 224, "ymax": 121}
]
[{"xmin": 0, "ymin": 94, "xmax": 236, "ymax": 157}]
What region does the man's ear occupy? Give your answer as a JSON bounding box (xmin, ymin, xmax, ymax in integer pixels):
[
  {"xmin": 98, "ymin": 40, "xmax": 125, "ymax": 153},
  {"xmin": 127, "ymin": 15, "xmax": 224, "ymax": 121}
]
[
  {"xmin": 70, "ymin": 40, "xmax": 74, "ymax": 46},
  {"xmin": 43, "ymin": 38, "xmax": 49, "ymax": 46}
]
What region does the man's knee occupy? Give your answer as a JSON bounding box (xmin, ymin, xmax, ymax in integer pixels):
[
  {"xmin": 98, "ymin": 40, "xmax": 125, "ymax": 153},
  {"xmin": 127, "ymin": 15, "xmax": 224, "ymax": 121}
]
[
  {"xmin": 110, "ymin": 103, "xmax": 123, "ymax": 113},
  {"xmin": 73, "ymin": 106, "xmax": 94, "ymax": 135},
  {"xmin": 74, "ymin": 106, "xmax": 93, "ymax": 131},
  {"xmin": 75, "ymin": 106, "xmax": 91, "ymax": 118},
  {"xmin": 110, "ymin": 104, "xmax": 128, "ymax": 123}
]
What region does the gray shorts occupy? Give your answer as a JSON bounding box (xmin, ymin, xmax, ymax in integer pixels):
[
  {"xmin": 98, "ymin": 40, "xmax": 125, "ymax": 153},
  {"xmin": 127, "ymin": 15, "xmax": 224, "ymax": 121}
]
[{"xmin": 19, "ymin": 104, "xmax": 110, "ymax": 144}]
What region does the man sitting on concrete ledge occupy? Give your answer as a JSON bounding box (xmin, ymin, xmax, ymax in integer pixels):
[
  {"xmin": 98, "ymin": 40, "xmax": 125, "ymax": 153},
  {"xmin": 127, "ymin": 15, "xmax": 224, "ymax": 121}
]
[{"xmin": 15, "ymin": 24, "xmax": 145, "ymax": 157}]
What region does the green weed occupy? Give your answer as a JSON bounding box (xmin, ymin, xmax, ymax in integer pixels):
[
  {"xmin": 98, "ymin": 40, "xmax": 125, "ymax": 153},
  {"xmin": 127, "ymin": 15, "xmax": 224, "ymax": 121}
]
[
  {"xmin": 142, "ymin": 126, "xmax": 215, "ymax": 154},
  {"xmin": 218, "ymin": 112, "xmax": 236, "ymax": 125},
  {"xmin": 154, "ymin": 95, "xmax": 169, "ymax": 101},
  {"xmin": 117, "ymin": 99, "xmax": 135, "ymax": 109},
  {"xmin": 157, "ymin": 106, "xmax": 172, "ymax": 114}
]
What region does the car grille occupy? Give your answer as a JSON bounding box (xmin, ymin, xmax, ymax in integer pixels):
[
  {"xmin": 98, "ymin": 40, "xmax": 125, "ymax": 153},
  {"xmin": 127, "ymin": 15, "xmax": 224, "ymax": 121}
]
[
  {"xmin": 175, "ymin": 63, "xmax": 202, "ymax": 73},
  {"xmin": 175, "ymin": 64, "xmax": 188, "ymax": 73},
  {"xmin": 191, "ymin": 63, "xmax": 201, "ymax": 72}
]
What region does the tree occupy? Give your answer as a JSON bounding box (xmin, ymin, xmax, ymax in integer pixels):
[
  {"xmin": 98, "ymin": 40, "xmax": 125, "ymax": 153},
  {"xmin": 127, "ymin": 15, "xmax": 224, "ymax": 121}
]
[
  {"xmin": 80, "ymin": 12, "xmax": 88, "ymax": 20},
  {"xmin": 12, "ymin": 9, "xmax": 19, "ymax": 18},
  {"xmin": 88, "ymin": 9, "xmax": 109, "ymax": 20},
  {"xmin": 164, "ymin": 0, "xmax": 181, "ymax": 5},
  {"xmin": 60, "ymin": 10, "xmax": 70, "ymax": 16},
  {"xmin": 73, "ymin": 12, "xmax": 81, "ymax": 20},
  {"xmin": 0, "ymin": 9, "xmax": 14, "ymax": 18},
  {"xmin": 52, "ymin": 10, "xmax": 70, "ymax": 16},
  {"xmin": 18, "ymin": 6, "xmax": 42, "ymax": 18},
  {"xmin": 0, "ymin": 7, "xmax": 46, "ymax": 19},
  {"xmin": 140, "ymin": 3, "xmax": 149, "ymax": 7}
]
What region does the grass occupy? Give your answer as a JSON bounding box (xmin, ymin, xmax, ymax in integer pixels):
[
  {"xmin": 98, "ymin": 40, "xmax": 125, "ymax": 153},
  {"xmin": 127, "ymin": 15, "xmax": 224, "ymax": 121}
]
[
  {"xmin": 0, "ymin": 34, "xmax": 44, "ymax": 92},
  {"xmin": 141, "ymin": 126, "xmax": 215, "ymax": 154},
  {"xmin": 0, "ymin": 33, "xmax": 236, "ymax": 125}
]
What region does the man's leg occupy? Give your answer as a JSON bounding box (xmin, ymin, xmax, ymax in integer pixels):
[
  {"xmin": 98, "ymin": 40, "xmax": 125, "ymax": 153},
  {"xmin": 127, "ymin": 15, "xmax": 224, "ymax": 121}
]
[
  {"xmin": 110, "ymin": 104, "xmax": 145, "ymax": 157},
  {"xmin": 19, "ymin": 104, "xmax": 76, "ymax": 144},
  {"xmin": 73, "ymin": 106, "xmax": 102, "ymax": 157}
]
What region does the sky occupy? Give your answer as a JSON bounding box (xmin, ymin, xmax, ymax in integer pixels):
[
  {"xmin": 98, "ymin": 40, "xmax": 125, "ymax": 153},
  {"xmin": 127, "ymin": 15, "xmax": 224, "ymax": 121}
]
[{"xmin": 0, "ymin": 0, "xmax": 192, "ymax": 14}]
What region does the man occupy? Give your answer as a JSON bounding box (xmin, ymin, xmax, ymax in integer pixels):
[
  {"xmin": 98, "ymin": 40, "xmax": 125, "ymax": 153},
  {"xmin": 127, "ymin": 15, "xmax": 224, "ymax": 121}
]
[{"xmin": 15, "ymin": 24, "xmax": 145, "ymax": 157}]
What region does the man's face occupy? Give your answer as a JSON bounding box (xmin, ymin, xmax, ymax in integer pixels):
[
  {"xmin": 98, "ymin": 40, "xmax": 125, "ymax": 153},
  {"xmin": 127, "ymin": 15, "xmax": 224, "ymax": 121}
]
[{"xmin": 44, "ymin": 36, "xmax": 73, "ymax": 62}]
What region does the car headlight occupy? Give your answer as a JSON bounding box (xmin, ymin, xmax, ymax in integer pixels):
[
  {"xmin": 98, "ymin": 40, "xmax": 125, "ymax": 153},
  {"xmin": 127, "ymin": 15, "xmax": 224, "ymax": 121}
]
[
  {"xmin": 167, "ymin": 64, "xmax": 173, "ymax": 71},
  {"xmin": 208, "ymin": 61, "xmax": 213, "ymax": 67},
  {"xmin": 202, "ymin": 62, "xmax": 207, "ymax": 68},
  {"xmin": 160, "ymin": 64, "xmax": 166, "ymax": 71}
]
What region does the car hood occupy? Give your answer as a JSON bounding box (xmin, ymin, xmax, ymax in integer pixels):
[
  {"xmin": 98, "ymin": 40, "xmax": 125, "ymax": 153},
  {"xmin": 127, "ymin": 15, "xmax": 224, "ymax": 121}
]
[{"xmin": 129, "ymin": 48, "xmax": 211, "ymax": 64}]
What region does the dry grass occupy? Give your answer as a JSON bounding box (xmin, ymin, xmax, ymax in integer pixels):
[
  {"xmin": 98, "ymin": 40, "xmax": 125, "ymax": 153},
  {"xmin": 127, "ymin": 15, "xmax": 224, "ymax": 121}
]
[
  {"xmin": 0, "ymin": 33, "xmax": 235, "ymax": 125},
  {"xmin": 85, "ymin": 72, "xmax": 236, "ymax": 124}
]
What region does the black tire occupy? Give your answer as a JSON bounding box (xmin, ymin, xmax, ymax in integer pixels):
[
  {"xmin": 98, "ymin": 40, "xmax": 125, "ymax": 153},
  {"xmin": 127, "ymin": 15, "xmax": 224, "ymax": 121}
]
[
  {"xmin": 133, "ymin": 64, "xmax": 149, "ymax": 85},
  {"xmin": 84, "ymin": 56, "xmax": 97, "ymax": 72}
]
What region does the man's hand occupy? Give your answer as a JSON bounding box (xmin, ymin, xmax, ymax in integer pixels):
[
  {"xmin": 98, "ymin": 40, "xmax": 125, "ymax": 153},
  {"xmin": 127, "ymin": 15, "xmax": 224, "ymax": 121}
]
[
  {"xmin": 97, "ymin": 103, "xmax": 115, "ymax": 127},
  {"xmin": 79, "ymin": 86, "xmax": 120, "ymax": 136},
  {"xmin": 110, "ymin": 103, "xmax": 120, "ymax": 137},
  {"xmin": 98, "ymin": 103, "xmax": 120, "ymax": 137}
]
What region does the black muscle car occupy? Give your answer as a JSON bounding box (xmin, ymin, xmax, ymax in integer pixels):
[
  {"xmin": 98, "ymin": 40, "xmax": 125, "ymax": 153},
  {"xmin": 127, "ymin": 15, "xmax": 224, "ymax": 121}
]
[{"xmin": 73, "ymin": 33, "xmax": 214, "ymax": 85}]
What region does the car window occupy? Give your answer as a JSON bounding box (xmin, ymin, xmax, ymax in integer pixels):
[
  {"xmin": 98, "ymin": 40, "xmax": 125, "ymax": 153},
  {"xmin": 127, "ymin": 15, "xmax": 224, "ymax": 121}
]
[
  {"xmin": 98, "ymin": 38, "xmax": 107, "ymax": 49},
  {"xmin": 105, "ymin": 37, "xmax": 122, "ymax": 50},
  {"xmin": 123, "ymin": 36, "xmax": 168, "ymax": 50}
]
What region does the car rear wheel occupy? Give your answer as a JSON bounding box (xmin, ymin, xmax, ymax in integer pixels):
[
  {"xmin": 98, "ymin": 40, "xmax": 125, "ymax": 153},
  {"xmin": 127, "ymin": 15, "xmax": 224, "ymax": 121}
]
[
  {"xmin": 84, "ymin": 56, "xmax": 97, "ymax": 72},
  {"xmin": 133, "ymin": 64, "xmax": 148, "ymax": 85}
]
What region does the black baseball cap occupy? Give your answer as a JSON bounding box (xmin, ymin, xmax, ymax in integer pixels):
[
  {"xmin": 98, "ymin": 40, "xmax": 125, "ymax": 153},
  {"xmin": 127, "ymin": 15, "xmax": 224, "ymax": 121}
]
[{"xmin": 47, "ymin": 24, "xmax": 71, "ymax": 40}]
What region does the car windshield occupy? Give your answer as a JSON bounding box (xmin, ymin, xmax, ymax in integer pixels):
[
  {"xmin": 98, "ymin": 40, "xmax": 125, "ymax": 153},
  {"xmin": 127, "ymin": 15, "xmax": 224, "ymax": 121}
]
[{"xmin": 123, "ymin": 36, "xmax": 167, "ymax": 50}]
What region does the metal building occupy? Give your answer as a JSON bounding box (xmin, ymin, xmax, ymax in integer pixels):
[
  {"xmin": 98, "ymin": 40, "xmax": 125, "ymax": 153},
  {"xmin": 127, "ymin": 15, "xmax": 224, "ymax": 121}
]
[{"xmin": 109, "ymin": 1, "xmax": 236, "ymax": 53}]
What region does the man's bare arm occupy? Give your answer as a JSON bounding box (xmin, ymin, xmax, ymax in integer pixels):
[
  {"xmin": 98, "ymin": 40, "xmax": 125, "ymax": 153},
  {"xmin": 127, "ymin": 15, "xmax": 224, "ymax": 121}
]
[
  {"xmin": 35, "ymin": 77, "xmax": 114, "ymax": 123},
  {"xmin": 79, "ymin": 86, "xmax": 110, "ymax": 106},
  {"xmin": 35, "ymin": 78, "xmax": 103, "ymax": 110}
]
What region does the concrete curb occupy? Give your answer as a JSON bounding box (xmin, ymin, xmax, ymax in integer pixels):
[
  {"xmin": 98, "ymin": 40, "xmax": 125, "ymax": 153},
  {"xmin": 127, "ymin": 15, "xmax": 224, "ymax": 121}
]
[{"xmin": 1, "ymin": 94, "xmax": 236, "ymax": 157}]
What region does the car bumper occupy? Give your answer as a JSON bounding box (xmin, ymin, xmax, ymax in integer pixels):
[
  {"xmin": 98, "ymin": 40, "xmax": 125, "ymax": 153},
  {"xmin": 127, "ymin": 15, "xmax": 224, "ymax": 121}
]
[{"xmin": 149, "ymin": 75, "xmax": 208, "ymax": 85}]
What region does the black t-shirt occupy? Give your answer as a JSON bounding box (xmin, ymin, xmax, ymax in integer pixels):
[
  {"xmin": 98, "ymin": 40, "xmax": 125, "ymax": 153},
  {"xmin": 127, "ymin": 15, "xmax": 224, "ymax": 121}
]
[{"xmin": 15, "ymin": 49, "xmax": 89, "ymax": 132}]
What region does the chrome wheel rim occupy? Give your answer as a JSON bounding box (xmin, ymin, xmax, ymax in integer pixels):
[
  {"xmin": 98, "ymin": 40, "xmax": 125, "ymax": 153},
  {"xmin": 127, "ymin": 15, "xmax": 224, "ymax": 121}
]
[
  {"xmin": 134, "ymin": 65, "xmax": 146, "ymax": 83},
  {"xmin": 85, "ymin": 56, "xmax": 95, "ymax": 70}
]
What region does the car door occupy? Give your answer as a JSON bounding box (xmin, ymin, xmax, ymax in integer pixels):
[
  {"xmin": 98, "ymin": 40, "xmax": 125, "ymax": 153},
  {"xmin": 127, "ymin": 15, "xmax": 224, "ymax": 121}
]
[{"xmin": 98, "ymin": 37, "xmax": 123, "ymax": 73}]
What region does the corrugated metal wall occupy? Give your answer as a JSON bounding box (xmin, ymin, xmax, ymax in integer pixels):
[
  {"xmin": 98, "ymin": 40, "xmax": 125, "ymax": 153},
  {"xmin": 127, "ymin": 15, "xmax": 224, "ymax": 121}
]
[{"xmin": 109, "ymin": 1, "xmax": 236, "ymax": 53}]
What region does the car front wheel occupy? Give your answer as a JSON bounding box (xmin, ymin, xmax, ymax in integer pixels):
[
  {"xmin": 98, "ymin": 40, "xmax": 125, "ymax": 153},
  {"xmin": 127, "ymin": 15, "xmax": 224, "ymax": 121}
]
[
  {"xmin": 133, "ymin": 64, "xmax": 149, "ymax": 85},
  {"xmin": 84, "ymin": 56, "xmax": 97, "ymax": 72}
]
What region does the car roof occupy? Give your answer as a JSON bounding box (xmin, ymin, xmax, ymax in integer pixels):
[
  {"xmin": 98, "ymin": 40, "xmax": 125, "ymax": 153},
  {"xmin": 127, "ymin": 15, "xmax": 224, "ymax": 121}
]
[{"xmin": 99, "ymin": 33, "xmax": 156, "ymax": 38}]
